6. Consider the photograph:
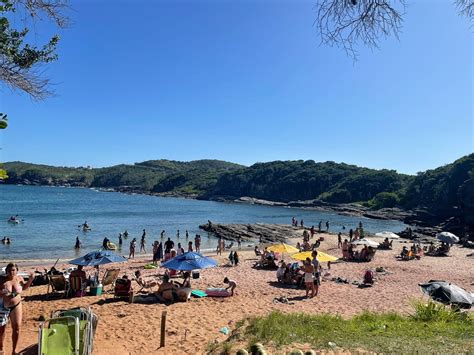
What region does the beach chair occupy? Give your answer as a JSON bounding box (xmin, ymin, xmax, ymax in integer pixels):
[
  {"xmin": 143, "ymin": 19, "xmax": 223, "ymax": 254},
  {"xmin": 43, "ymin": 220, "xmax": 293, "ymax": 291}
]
[
  {"xmin": 114, "ymin": 278, "xmax": 134, "ymax": 303},
  {"xmin": 134, "ymin": 277, "xmax": 157, "ymax": 293},
  {"xmin": 68, "ymin": 276, "xmax": 86, "ymax": 298},
  {"xmin": 47, "ymin": 274, "xmax": 68, "ymax": 298},
  {"xmin": 101, "ymin": 268, "xmax": 120, "ymax": 292},
  {"xmin": 38, "ymin": 307, "xmax": 97, "ymax": 355}
]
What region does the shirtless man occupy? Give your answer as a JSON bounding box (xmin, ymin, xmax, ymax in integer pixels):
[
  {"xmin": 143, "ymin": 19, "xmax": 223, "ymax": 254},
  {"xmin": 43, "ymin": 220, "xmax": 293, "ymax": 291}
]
[{"xmin": 0, "ymin": 263, "xmax": 34, "ymax": 355}]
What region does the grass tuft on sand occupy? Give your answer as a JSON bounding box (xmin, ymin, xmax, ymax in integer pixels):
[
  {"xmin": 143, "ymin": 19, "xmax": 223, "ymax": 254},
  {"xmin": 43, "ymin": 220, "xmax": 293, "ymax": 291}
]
[{"xmin": 211, "ymin": 301, "xmax": 473, "ymax": 354}]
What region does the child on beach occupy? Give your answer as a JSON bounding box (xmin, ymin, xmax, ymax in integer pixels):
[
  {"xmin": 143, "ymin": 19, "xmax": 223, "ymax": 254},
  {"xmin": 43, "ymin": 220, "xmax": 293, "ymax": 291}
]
[{"xmin": 223, "ymin": 277, "xmax": 236, "ymax": 296}]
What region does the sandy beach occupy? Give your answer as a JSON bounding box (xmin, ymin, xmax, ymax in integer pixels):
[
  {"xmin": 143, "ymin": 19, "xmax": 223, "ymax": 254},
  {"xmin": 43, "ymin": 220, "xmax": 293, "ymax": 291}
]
[{"xmin": 3, "ymin": 231, "xmax": 473, "ymax": 354}]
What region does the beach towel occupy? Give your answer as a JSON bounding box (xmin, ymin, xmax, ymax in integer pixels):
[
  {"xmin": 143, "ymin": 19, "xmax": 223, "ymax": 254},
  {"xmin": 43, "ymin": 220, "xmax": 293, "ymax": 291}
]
[
  {"xmin": 205, "ymin": 288, "xmax": 231, "ymax": 297},
  {"xmin": 191, "ymin": 290, "xmax": 207, "ymax": 298}
]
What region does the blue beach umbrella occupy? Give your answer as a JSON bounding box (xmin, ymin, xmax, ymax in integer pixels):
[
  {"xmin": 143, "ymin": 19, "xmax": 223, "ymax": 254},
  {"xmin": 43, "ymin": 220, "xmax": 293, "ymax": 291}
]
[
  {"xmin": 161, "ymin": 252, "xmax": 217, "ymax": 271},
  {"xmin": 69, "ymin": 249, "xmax": 127, "ymax": 267}
]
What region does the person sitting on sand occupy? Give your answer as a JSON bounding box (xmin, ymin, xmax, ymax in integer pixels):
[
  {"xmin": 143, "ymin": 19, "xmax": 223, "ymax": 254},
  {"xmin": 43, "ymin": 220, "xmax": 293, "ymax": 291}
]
[
  {"xmin": 155, "ymin": 274, "xmax": 178, "ymax": 302},
  {"xmin": 400, "ymin": 246, "xmax": 409, "ymax": 260},
  {"xmin": 223, "ymin": 277, "xmax": 236, "ymax": 296},
  {"xmin": 134, "ymin": 270, "xmax": 158, "ymax": 291},
  {"xmin": 359, "ymin": 246, "xmax": 369, "ymax": 261},
  {"xmin": 178, "ymin": 272, "xmax": 191, "ymax": 288},
  {"xmin": 70, "ymin": 265, "xmax": 87, "ymax": 284},
  {"xmin": 296, "ymin": 242, "xmax": 301, "ymax": 252}
]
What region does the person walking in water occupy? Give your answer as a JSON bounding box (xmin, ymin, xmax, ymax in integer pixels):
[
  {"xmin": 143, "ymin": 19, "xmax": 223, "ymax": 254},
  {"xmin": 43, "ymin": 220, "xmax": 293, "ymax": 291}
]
[
  {"xmin": 140, "ymin": 229, "xmax": 146, "ymax": 253},
  {"xmin": 74, "ymin": 236, "xmax": 81, "ymax": 249},
  {"xmin": 129, "ymin": 238, "xmax": 136, "ymax": 259}
]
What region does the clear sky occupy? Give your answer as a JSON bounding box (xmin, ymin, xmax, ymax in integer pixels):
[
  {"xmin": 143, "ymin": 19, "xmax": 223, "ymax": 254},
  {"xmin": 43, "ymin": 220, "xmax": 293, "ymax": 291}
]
[{"xmin": 0, "ymin": 0, "xmax": 472, "ymax": 175}]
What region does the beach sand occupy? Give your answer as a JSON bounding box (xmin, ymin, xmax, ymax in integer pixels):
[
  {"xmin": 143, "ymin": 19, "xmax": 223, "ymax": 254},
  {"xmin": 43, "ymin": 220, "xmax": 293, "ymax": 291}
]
[{"xmin": 3, "ymin": 232, "xmax": 473, "ymax": 354}]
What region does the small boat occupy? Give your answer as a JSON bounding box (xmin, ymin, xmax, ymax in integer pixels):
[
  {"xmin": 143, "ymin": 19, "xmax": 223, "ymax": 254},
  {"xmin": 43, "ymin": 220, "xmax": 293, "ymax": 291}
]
[
  {"xmin": 107, "ymin": 242, "xmax": 117, "ymax": 251},
  {"xmin": 7, "ymin": 219, "xmax": 20, "ymax": 224}
]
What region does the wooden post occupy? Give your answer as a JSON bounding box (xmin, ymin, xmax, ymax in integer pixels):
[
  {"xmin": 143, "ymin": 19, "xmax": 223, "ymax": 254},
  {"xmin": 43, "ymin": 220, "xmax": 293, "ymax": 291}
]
[{"xmin": 160, "ymin": 311, "xmax": 167, "ymax": 348}]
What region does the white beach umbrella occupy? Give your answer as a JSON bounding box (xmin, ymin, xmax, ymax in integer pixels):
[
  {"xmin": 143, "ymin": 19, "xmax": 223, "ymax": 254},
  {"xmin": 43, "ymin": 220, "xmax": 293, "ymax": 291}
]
[
  {"xmin": 374, "ymin": 231, "xmax": 400, "ymax": 239},
  {"xmin": 436, "ymin": 232, "xmax": 459, "ymax": 244},
  {"xmin": 351, "ymin": 239, "xmax": 379, "ymax": 247}
]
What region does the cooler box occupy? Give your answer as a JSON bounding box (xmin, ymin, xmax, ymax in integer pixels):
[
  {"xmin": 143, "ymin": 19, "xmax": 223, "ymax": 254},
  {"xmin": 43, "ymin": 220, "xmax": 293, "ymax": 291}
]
[{"xmin": 90, "ymin": 286, "xmax": 103, "ymax": 296}]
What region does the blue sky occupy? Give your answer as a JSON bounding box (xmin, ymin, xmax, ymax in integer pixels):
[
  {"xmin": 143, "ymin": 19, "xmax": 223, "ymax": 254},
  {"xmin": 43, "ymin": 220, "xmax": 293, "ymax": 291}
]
[{"xmin": 0, "ymin": 0, "xmax": 472, "ymax": 174}]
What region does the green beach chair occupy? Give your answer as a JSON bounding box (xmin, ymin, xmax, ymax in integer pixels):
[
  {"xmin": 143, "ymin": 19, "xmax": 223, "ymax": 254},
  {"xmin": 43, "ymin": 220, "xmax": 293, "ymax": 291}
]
[
  {"xmin": 38, "ymin": 316, "xmax": 79, "ymax": 355},
  {"xmin": 38, "ymin": 307, "xmax": 97, "ymax": 355}
]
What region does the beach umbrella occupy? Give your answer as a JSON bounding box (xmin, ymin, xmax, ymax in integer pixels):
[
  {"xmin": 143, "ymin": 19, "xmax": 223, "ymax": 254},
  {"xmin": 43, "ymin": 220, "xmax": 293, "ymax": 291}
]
[
  {"xmin": 161, "ymin": 252, "xmax": 217, "ymax": 271},
  {"xmin": 69, "ymin": 249, "xmax": 127, "ymax": 267},
  {"xmin": 419, "ymin": 280, "xmax": 473, "ymax": 308},
  {"xmin": 374, "ymin": 231, "xmax": 400, "ymax": 239},
  {"xmin": 291, "ymin": 251, "xmax": 338, "ymax": 262},
  {"xmin": 267, "ymin": 243, "xmax": 299, "ymax": 254},
  {"xmin": 436, "ymin": 232, "xmax": 459, "ymax": 244},
  {"xmin": 351, "ymin": 239, "xmax": 379, "ymax": 247}
]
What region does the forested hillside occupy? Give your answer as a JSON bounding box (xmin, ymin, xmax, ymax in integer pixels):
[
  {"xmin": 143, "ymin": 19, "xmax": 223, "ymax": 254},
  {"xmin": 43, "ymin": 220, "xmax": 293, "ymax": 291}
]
[{"xmin": 2, "ymin": 154, "xmax": 473, "ymax": 230}]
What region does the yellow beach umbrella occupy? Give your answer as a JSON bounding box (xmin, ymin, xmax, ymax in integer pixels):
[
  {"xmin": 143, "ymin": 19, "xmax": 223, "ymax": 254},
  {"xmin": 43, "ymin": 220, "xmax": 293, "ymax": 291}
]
[
  {"xmin": 291, "ymin": 251, "xmax": 338, "ymax": 263},
  {"xmin": 267, "ymin": 243, "xmax": 299, "ymax": 254}
]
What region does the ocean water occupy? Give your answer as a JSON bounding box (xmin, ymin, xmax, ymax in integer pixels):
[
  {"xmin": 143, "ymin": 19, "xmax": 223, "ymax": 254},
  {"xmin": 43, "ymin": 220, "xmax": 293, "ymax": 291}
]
[{"xmin": 0, "ymin": 185, "xmax": 406, "ymax": 260}]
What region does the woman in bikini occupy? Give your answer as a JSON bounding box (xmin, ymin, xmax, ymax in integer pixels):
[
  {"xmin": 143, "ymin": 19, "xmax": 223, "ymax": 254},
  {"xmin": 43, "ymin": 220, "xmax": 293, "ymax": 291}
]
[
  {"xmin": 303, "ymin": 258, "xmax": 315, "ymax": 299},
  {"xmin": 0, "ymin": 263, "xmax": 34, "ymax": 355}
]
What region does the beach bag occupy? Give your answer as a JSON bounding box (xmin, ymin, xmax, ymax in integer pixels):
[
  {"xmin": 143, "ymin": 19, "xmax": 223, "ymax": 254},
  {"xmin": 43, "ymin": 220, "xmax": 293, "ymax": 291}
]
[{"xmin": 0, "ymin": 307, "xmax": 10, "ymax": 326}]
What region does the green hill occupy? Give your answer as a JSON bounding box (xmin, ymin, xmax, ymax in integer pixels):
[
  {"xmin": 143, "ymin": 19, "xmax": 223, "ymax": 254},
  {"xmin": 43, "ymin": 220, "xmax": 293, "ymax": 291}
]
[{"xmin": 2, "ymin": 154, "xmax": 473, "ymax": 231}]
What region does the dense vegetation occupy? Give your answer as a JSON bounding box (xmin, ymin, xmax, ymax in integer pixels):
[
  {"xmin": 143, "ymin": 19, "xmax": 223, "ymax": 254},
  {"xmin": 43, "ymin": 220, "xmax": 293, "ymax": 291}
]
[
  {"xmin": 2, "ymin": 160, "xmax": 243, "ymax": 196},
  {"xmin": 207, "ymin": 303, "xmax": 473, "ymax": 354},
  {"xmin": 2, "ymin": 154, "xmax": 473, "ymax": 228}
]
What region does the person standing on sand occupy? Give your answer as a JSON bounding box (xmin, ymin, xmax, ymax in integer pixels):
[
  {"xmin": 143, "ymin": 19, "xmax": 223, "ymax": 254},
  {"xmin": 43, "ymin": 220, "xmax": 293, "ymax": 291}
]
[
  {"xmin": 0, "ymin": 263, "xmax": 35, "ymax": 355},
  {"xmin": 140, "ymin": 229, "xmax": 147, "ymax": 253},
  {"xmin": 188, "ymin": 241, "xmax": 193, "ymax": 252},
  {"xmin": 337, "ymin": 232, "xmax": 342, "ymax": 248},
  {"xmin": 318, "ymin": 221, "xmax": 322, "ymax": 232},
  {"xmin": 349, "ymin": 229, "xmax": 354, "ymax": 242},
  {"xmin": 326, "ymin": 221, "xmax": 330, "ymax": 231},
  {"xmin": 217, "ymin": 238, "xmax": 222, "ymax": 255},
  {"xmin": 311, "ymin": 250, "xmax": 321, "ymax": 296},
  {"xmin": 303, "ymin": 258, "xmax": 315, "ymax": 298},
  {"xmin": 237, "ymin": 236, "xmax": 241, "ymax": 249},
  {"xmin": 223, "ymin": 277, "xmax": 237, "ymax": 296}
]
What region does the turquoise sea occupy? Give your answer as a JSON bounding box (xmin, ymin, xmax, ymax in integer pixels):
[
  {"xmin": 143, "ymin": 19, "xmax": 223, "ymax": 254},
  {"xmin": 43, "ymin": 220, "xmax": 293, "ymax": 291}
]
[{"xmin": 0, "ymin": 185, "xmax": 406, "ymax": 260}]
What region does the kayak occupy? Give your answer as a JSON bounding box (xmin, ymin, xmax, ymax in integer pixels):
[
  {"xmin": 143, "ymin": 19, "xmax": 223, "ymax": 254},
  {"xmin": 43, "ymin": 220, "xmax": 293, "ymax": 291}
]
[
  {"xmin": 7, "ymin": 219, "xmax": 20, "ymax": 224},
  {"xmin": 107, "ymin": 242, "xmax": 117, "ymax": 251}
]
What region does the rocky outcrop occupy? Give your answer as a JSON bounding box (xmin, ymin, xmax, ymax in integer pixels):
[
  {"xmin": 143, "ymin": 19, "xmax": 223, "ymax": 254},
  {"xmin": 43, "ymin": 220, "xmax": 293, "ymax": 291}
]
[{"xmin": 199, "ymin": 222, "xmax": 304, "ymax": 243}]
